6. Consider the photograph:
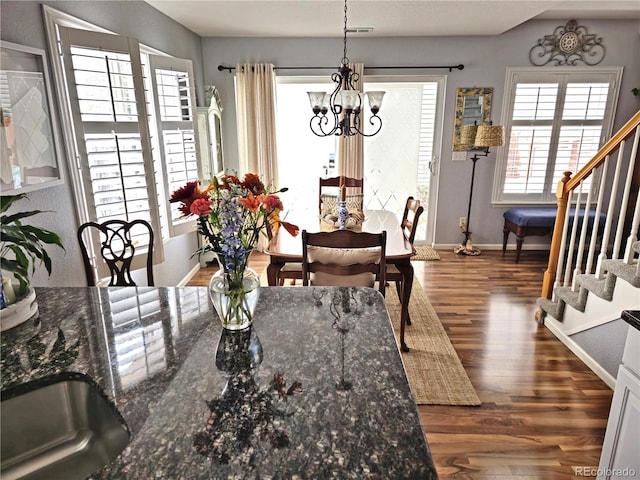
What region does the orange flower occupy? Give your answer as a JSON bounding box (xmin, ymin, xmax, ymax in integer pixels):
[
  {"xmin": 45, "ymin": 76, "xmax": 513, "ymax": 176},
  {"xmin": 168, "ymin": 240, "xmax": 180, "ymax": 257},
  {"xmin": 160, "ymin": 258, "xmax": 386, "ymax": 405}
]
[
  {"xmin": 238, "ymin": 192, "xmax": 261, "ymax": 213},
  {"xmin": 280, "ymin": 221, "xmax": 299, "ymax": 237}
]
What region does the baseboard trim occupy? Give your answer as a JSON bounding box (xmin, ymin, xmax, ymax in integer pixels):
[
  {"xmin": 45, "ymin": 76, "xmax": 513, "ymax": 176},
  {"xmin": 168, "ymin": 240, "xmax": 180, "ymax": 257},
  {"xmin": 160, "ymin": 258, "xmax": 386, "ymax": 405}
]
[
  {"xmin": 434, "ymin": 243, "xmax": 551, "ymax": 251},
  {"xmin": 178, "ymin": 264, "xmax": 201, "ymax": 287},
  {"xmin": 544, "ymin": 318, "xmax": 617, "ymax": 389}
]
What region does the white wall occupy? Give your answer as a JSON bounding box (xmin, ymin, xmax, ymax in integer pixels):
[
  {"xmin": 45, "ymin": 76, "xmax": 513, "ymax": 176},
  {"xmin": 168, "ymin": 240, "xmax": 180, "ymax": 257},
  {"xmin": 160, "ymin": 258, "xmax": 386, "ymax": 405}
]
[
  {"xmin": 201, "ymin": 19, "xmax": 640, "ymax": 247},
  {"xmin": 0, "ymin": 0, "xmax": 205, "ymax": 286}
]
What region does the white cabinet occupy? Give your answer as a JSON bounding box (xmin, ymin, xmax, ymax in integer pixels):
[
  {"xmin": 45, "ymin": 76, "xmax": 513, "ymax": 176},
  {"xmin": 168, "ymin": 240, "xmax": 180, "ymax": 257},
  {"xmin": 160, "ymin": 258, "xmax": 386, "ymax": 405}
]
[
  {"xmin": 195, "ymin": 89, "xmax": 225, "ymax": 267},
  {"xmin": 598, "ymin": 323, "xmax": 640, "ymax": 480}
]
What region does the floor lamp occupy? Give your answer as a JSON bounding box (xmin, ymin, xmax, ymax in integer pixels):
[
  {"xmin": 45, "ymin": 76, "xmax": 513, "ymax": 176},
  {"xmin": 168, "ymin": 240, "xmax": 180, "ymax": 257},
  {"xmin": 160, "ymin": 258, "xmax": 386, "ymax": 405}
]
[{"xmin": 454, "ymin": 123, "xmax": 505, "ymax": 256}]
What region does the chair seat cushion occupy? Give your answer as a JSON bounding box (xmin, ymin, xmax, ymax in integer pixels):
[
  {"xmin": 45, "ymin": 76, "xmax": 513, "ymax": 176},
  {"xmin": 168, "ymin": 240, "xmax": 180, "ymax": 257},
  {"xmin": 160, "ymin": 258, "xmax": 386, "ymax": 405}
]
[
  {"xmin": 280, "ymin": 263, "xmax": 302, "ymax": 272},
  {"xmin": 307, "ymin": 245, "xmax": 380, "ymax": 287}
]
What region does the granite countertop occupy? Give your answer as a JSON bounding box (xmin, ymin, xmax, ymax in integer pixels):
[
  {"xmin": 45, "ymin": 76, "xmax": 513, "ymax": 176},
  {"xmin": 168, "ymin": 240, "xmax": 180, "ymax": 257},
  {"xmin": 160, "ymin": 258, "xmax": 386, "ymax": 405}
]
[{"xmin": 1, "ymin": 286, "xmax": 437, "ymax": 479}]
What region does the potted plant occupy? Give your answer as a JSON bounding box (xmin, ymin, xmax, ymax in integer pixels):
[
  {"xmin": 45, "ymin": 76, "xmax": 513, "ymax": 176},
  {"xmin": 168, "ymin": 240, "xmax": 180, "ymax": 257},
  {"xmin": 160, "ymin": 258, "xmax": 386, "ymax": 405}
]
[{"xmin": 1, "ymin": 193, "xmax": 64, "ymax": 331}]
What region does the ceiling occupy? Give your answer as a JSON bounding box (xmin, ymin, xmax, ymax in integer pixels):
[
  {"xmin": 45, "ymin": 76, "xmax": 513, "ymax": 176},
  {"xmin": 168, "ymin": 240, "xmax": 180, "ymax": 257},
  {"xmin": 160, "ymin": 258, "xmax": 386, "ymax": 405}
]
[{"xmin": 144, "ymin": 0, "xmax": 640, "ymax": 38}]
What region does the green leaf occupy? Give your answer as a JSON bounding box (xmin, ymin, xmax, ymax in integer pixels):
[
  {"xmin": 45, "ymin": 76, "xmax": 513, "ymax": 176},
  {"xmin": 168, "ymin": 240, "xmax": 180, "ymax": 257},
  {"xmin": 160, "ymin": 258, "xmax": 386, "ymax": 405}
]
[
  {"xmin": 7, "ymin": 245, "xmax": 30, "ymax": 269},
  {"xmin": 22, "ymin": 225, "xmax": 65, "ymax": 248},
  {"xmin": 2, "ymin": 210, "xmax": 46, "ymax": 225},
  {"xmin": 0, "ymin": 194, "xmax": 28, "ymax": 213},
  {"xmin": 0, "ymin": 257, "xmax": 27, "ymax": 275}
]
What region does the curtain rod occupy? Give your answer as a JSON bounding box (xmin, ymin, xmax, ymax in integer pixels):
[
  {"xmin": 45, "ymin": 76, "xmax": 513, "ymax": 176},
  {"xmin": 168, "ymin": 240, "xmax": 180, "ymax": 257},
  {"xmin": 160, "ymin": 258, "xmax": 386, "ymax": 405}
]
[{"xmin": 217, "ymin": 64, "xmax": 464, "ymax": 73}]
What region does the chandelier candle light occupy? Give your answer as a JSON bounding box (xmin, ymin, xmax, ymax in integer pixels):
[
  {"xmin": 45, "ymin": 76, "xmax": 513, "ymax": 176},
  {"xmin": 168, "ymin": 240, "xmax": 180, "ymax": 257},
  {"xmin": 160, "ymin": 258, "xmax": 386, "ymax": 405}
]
[
  {"xmin": 454, "ymin": 122, "xmax": 505, "ymax": 256},
  {"xmin": 307, "ymin": 0, "xmax": 385, "ymax": 137}
]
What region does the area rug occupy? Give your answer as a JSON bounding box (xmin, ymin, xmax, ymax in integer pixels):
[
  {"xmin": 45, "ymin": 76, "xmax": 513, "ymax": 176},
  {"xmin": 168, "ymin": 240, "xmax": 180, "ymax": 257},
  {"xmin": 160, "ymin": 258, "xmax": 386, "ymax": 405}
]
[
  {"xmin": 385, "ymin": 281, "xmax": 480, "ymax": 406},
  {"xmin": 411, "ymin": 245, "xmax": 441, "ymax": 261}
]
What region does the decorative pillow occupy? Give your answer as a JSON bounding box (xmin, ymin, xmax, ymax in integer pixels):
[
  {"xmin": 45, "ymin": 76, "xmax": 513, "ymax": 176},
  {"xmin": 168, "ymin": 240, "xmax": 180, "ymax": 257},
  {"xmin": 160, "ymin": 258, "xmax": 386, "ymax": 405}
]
[
  {"xmin": 320, "ymin": 193, "xmax": 364, "ymax": 217},
  {"xmin": 320, "ymin": 193, "xmax": 365, "ymax": 228},
  {"xmin": 345, "ymin": 193, "xmax": 364, "ymax": 211},
  {"xmin": 306, "ymin": 245, "xmax": 381, "ymax": 287}
]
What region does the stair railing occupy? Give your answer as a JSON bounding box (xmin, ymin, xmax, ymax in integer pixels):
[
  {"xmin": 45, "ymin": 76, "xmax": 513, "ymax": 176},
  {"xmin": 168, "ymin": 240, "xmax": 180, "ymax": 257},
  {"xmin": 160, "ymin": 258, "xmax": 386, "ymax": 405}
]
[{"xmin": 541, "ymin": 109, "xmax": 640, "ymax": 302}]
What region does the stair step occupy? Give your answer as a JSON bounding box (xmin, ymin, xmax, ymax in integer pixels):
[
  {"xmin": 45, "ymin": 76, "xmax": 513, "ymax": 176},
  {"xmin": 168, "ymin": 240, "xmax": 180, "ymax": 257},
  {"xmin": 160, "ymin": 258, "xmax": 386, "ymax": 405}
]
[
  {"xmin": 602, "ymin": 258, "xmax": 640, "ymax": 287},
  {"xmin": 576, "ymin": 273, "xmax": 615, "ymax": 301},
  {"xmin": 537, "ymin": 296, "xmax": 564, "ymax": 320},
  {"xmin": 554, "ymin": 286, "xmax": 588, "ymax": 312}
]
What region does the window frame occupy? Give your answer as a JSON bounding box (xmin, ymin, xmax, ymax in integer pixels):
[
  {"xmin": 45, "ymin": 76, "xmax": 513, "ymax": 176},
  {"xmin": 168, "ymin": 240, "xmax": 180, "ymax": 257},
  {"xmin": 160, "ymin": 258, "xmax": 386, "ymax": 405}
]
[{"xmin": 492, "ymin": 66, "xmax": 623, "ymax": 205}]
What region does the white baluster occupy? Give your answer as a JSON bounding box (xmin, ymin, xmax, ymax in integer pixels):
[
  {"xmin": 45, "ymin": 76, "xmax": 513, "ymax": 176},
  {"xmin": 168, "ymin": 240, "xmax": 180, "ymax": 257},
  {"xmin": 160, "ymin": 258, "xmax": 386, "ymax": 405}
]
[
  {"xmin": 575, "ymin": 173, "xmax": 596, "ymax": 283},
  {"xmin": 613, "ymin": 139, "xmax": 630, "ymax": 259},
  {"xmin": 623, "ymin": 126, "xmax": 640, "ymax": 263},
  {"xmin": 566, "ymin": 183, "xmax": 583, "ymax": 291},
  {"xmin": 587, "ymin": 158, "xmax": 608, "ymax": 275}
]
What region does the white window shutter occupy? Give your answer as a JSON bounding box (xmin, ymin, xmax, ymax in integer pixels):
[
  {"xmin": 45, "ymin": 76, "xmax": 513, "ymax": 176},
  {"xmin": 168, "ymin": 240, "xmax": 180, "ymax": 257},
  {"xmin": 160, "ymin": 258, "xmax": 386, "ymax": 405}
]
[
  {"xmin": 148, "ymin": 55, "xmax": 199, "ymax": 237},
  {"xmin": 493, "ymin": 67, "xmax": 622, "ymax": 204},
  {"xmin": 58, "ymin": 26, "xmax": 164, "ymax": 279}
]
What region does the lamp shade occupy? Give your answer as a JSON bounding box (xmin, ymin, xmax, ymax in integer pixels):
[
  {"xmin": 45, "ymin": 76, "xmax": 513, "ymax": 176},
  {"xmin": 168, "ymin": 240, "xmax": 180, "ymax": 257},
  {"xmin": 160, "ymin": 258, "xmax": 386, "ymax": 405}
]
[
  {"xmin": 460, "ymin": 124, "xmax": 478, "ymax": 146},
  {"xmin": 365, "ymin": 91, "xmax": 385, "ymax": 113},
  {"xmin": 474, "ymin": 125, "xmax": 505, "ymax": 147},
  {"xmin": 339, "ymin": 90, "xmax": 360, "ymax": 110}
]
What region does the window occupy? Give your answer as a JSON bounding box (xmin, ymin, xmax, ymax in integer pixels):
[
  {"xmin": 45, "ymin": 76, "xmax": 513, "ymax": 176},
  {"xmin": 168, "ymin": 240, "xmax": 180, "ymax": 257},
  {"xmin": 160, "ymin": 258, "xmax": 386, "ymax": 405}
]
[
  {"xmin": 44, "ymin": 7, "xmax": 199, "ymax": 279},
  {"xmin": 492, "ymin": 67, "xmax": 622, "ymax": 204}
]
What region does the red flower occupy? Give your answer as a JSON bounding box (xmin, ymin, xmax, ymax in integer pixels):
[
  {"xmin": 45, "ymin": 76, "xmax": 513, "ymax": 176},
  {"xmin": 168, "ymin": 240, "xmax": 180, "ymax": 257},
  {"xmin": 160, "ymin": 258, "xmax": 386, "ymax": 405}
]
[
  {"xmin": 190, "ymin": 198, "xmax": 213, "ymax": 216},
  {"xmin": 241, "ymin": 173, "xmax": 265, "ymax": 195},
  {"xmin": 280, "ymin": 221, "xmax": 299, "ymax": 237},
  {"xmin": 261, "ymin": 194, "xmax": 283, "ymax": 213},
  {"xmin": 169, "ymin": 180, "xmax": 200, "ymax": 203},
  {"xmin": 219, "ymin": 174, "xmax": 240, "ymax": 189}
]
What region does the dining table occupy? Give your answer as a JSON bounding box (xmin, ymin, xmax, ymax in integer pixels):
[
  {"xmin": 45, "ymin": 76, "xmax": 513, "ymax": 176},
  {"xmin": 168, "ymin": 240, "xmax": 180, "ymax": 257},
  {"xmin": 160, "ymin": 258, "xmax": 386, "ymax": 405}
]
[
  {"xmin": 0, "ymin": 286, "xmax": 438, "ymax": 479},
  {"xmin": 265, "ymin": 209, "xmax": 416, "ymax": 352}
]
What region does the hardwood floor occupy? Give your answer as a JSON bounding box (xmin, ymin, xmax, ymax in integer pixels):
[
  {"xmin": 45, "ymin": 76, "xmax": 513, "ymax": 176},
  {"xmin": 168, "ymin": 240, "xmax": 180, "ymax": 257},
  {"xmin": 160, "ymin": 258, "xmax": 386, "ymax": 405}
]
[{"xmin": 187, "ymin": 249, "xmax": 614, "ymax": 480}]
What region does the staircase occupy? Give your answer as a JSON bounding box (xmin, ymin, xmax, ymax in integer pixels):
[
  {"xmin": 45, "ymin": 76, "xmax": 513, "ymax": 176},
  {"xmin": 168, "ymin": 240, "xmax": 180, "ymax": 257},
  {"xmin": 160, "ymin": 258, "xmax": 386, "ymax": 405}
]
[{"xmin": 536, "ymin": 110, "xmax": 640, "ymax": 388}]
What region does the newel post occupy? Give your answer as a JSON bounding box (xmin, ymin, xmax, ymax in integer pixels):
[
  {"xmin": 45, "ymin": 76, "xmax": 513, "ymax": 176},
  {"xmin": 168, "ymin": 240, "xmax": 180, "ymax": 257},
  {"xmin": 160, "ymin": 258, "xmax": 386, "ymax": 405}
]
[{"xmin": 541, "ymin": 171, "xmax": 572, "ymax": 299}]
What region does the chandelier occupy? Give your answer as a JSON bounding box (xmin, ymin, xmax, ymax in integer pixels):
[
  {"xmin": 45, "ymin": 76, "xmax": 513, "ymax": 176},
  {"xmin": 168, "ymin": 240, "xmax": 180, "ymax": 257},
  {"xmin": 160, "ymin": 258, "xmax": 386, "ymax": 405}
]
[{"xmin": 307, "ymin": 0, "xmax": 385, "ymax": 137}]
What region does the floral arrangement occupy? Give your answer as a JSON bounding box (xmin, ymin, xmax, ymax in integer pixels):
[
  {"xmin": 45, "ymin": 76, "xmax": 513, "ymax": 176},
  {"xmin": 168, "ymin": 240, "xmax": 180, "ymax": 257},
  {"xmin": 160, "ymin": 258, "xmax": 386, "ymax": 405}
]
[{"xmin": 169, "ymin": 173, "xmax": 298, "ymax": 287}]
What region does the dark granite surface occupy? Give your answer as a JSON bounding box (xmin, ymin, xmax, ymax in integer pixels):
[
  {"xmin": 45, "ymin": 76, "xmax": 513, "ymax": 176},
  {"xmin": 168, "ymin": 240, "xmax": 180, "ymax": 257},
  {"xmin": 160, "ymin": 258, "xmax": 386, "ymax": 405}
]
[
  {"xmin": 1, "ymin": 286, "xmax": 437, "ymax": 479},
  {"xmin": 622, "ymin": 310, "xmax": 640, "ymax": 331}
]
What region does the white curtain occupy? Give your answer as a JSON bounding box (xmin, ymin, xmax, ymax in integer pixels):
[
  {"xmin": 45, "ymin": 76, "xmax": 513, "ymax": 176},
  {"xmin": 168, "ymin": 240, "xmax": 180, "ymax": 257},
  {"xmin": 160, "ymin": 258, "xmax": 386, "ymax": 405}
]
[
  {"xmin": 338, "ymin": 62, "xmax": 364, "ymax": 181},
  {"xmin": 235, "ymin": 63, "xmax": 279, "ymax": 187}
]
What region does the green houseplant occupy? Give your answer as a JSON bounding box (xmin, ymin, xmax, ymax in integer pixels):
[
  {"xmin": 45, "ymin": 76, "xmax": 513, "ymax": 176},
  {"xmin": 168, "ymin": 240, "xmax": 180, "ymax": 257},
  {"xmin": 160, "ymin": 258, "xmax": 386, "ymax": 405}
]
[{"xmin": 1, "ymin": 193, "xmax": 64, "ymax": 308}]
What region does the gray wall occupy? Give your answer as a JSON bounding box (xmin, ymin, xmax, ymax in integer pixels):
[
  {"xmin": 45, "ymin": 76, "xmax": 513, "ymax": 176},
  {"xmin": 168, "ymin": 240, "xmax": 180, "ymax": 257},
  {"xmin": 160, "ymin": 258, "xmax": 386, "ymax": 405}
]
[
  {"xmin": 0, "ymin": 0, "xmax": 205, "ymax": 286},
  {"xmin": 202, "ymin": 19, "xmax": 640, "ymax": 247}
]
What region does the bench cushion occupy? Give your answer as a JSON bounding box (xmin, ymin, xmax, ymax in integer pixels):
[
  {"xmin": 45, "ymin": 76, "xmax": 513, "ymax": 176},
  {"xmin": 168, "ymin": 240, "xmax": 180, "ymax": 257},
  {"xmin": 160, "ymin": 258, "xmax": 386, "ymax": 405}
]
[{"xmin": 504, "ymin": 208, "xmax": 606, "ymax": 228}]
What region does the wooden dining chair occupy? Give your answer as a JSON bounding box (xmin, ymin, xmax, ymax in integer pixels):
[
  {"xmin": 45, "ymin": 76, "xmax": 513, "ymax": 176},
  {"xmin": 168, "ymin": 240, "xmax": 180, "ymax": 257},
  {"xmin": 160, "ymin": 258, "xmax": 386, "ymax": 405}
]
[
  {"xmin": 302, "ymin": 229, "xmax": 386, "ymax": 295},
  {"xmin": 399, "ymin": 196, "xmax": 424, "ymax": 244},
  {"xmin": 387, "ymin": 196, "xmax": 424, "ymax": 324},
  {"xmin": 77, "ymin": 219, "xmax": 155, "ymax": 286},
  {"xmin": 318, "ymin": 175, "xmax": 364, "ymax": 214}
]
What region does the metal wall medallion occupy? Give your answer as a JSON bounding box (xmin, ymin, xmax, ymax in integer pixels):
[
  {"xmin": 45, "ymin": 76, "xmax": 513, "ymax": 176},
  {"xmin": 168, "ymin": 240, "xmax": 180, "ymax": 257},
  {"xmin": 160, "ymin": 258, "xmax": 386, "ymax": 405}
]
[{"xmin": 529, "ymin": 20, "xmax": 606, "ymax": 66}]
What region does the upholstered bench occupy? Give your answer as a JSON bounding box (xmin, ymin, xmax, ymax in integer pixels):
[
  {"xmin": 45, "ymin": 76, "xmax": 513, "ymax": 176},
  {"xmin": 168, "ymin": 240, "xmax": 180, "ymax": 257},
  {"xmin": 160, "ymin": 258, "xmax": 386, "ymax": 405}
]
[{"xmin": 502, "ymin": 207, "xmax": 607, "ymax": 263}]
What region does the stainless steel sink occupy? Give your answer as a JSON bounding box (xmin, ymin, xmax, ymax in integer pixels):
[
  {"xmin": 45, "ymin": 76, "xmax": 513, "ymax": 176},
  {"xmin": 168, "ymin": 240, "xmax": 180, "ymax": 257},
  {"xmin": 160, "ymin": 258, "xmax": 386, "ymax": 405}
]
[{"xmin": 1, "ymin": 373, "xmax": 130, "ymax": 480}]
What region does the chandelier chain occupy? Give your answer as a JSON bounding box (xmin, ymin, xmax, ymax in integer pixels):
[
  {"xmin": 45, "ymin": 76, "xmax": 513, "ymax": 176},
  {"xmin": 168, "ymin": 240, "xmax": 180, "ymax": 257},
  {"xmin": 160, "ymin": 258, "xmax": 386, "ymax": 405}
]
[{"xmin": 342, "ymin": 0, "xmax": 349, "ymax": 65}]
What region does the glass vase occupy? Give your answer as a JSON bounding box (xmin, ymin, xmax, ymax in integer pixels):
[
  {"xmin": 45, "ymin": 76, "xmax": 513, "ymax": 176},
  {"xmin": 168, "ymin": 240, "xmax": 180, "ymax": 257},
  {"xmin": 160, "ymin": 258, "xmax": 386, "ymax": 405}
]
[{"xmin": 209, "ymin": 249, "xmax": 260, "ymax": 330}]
